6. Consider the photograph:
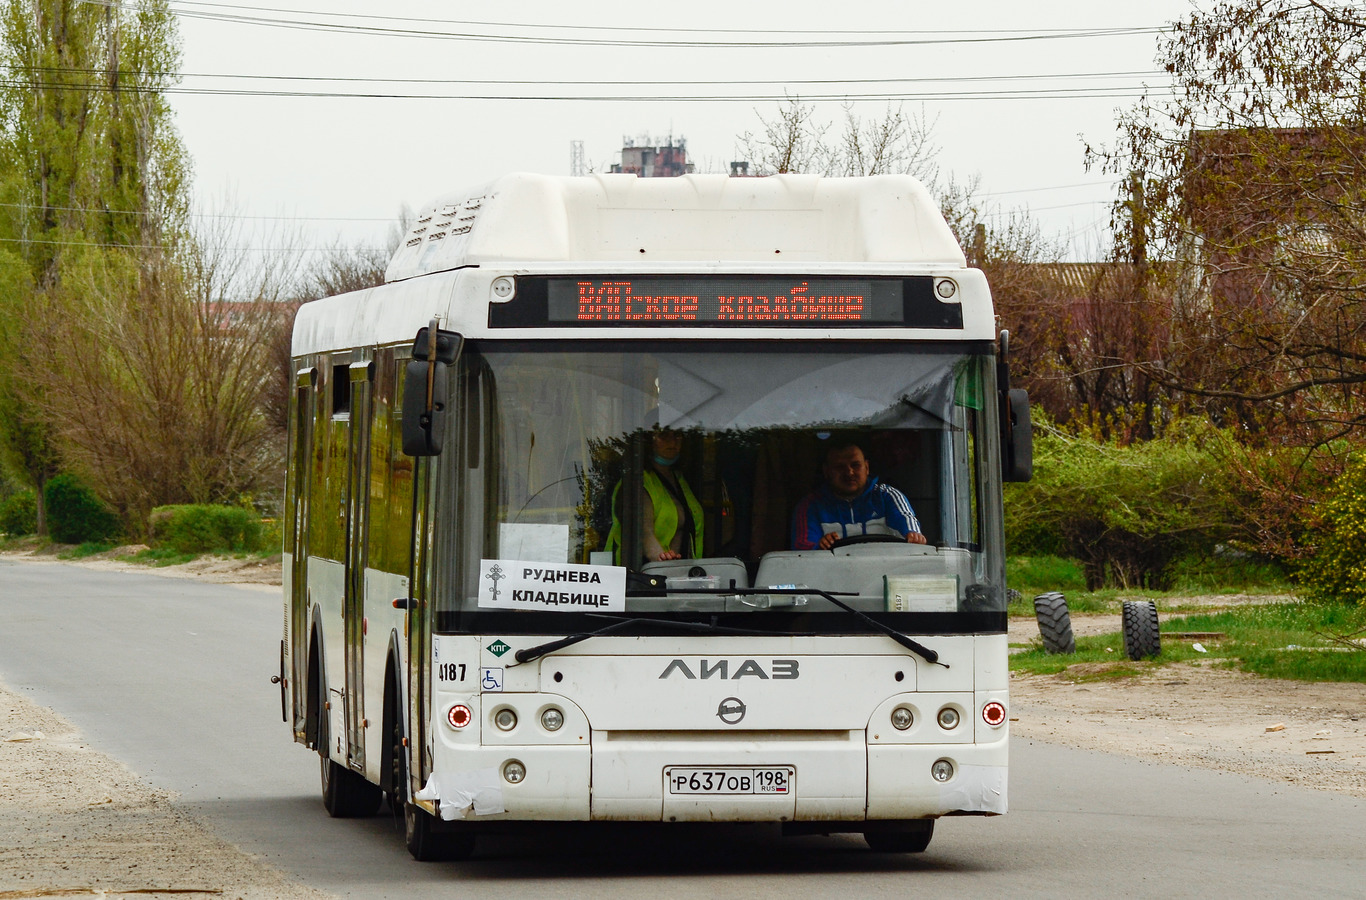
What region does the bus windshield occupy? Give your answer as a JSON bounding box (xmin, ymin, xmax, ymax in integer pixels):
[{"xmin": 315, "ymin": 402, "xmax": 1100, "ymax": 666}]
[{"xmin": 430, "ymin": 341, "xmax": 1006, "ymax": 635}]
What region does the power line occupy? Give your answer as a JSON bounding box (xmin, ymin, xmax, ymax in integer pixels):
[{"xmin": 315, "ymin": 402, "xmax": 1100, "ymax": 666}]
[
  {"xmin": 1, "ymin": 77, "xmax": 1176, "ymax": 103},
  {"xmin": 0, "ymin": 199, "xmax": 400, "ymax": 222},
  {"xmin": 4, "ymin": 62, "xmax": 1170, "ymax": 88},
  {"xmin": 103, "ymin": 0, "xmax": 1170, "ymax": 50},
  {"xmin": 0, "ymin": 235, "xmax": 386, "ymax": 252},
  {"xmin": 164, "ymin": 0, "xmax": 1169, "ymax": 40}
]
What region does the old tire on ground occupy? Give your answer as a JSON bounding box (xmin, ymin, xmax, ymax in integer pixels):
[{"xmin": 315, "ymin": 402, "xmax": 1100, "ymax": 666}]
[
  {"xmin": 864, "ymin": 820, "xmax": 934, "ymax": 853},
  {"xmin": 1122, "ymin": 599, "xmax": 1161, "ymax": 660},
  {"xmin": 1033, "ymin": 591, "xmax": 1076, "ymax": 654}
]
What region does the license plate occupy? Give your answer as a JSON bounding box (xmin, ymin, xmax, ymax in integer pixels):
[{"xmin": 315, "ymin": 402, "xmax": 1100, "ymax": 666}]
[{"xmin": 666, "ymin": 767, "xmax": 794, "ymax": 795}]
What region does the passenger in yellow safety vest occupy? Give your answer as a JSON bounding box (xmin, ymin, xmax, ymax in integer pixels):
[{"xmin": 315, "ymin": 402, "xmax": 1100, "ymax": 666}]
[{"xmin": 604, "ymin": 430, "xmax": 704, "ymax": 566}]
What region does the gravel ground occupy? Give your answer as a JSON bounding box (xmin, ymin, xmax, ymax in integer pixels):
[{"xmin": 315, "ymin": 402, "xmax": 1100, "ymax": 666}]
[{"xmin": 0, "ymin": 677, "xmax": 326, "ymax": 899}]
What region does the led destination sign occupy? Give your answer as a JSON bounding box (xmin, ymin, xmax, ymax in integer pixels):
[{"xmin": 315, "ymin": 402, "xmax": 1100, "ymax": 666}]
[
  {"xmin": 551, "ymin": 278, "xmax": 896, "ymax": 324},
  {"xmin": 489, "ymin": 275, "xmax": 963, "ymax": 329}
]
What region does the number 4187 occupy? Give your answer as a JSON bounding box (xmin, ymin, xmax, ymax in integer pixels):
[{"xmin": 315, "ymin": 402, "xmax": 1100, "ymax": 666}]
[{"xmin": 438, "ymin": 663, "xmax": 467, "ymax": 682}]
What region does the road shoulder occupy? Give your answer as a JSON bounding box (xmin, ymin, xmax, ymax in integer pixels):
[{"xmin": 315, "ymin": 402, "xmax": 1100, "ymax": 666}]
[{"xmin": 0, "ymin": 677, "xmax": 327, "ymax": 898}]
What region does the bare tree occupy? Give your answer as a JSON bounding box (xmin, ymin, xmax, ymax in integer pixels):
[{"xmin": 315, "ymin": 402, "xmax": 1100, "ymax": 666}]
[
  {"xmin": 1090, "ymin": 0, "xmax": 1366, "ymax": 442},
  {"xmin": 737, "ymin": 97, "xmax": 939, "ymax": 182}
]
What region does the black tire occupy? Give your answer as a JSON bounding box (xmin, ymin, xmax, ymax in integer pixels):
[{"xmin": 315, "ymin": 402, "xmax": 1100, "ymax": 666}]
[
  {"xmin": 391, "ymin": 700, "xmax": 475, "ymax": 861},
  {"xmin": 1122, "ymin": 599, "xmax": 1161, "ymax": 660},
  {"xmin": 404, "ymin": 801, "xmax": 475, "ymax": 862},
  {"xmin": 1033, "ymin": 591, "xmax": 1076, "ymax": 655},
  {"xmin": 318, "ymin": 698, "xmax": 382, "ymax": 818},
  {"xmin": 864, "ymin": 820, "xmax": 934, "ymax": 853}
]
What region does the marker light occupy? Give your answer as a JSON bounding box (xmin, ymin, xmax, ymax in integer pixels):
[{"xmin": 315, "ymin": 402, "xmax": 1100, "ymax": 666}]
[
  {"xmin": 502, "ymin": 760, "xmax": 526, "ymax": 784},
  {"xmin": 541, "ymin": 707, "xmax": 565, "ymax": 731},
  {"xmin": 931, "ymin": 759, "xmax": 955, "ymax": 783},
  {"xmin": 494, "ymin": 708, "xmax": 518, "ymax": 731},
  {"xmin": 447, "ymin": 704, "xmax": 472, "ymax": 729},
  {"xmin": 891, "ymin": 707, "xmax": 914, "ymax": 730},
  {"xmin": 491, "ymin": 276, "xmax": 515, "ymax": 300},
  {"xmin": 937, "ymin": 707, "xmax": 961, "ymax": 730},
  {"xmin": 935, "ymin": 278, "xmax": 957, "ymax": 299},
  {"xmin": 982, "ymin": 701, "xmax": 1007, "ymax": 727}
]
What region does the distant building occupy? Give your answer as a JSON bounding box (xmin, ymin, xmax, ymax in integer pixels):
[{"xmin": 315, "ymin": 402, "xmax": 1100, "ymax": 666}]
[
  {"xmin": 1181, "ymin": 125, "xmax": 1366, "ymax": 311},
  {"xmin": 610, "ymin": 135, "xmax": 694, "ymax": 177}
]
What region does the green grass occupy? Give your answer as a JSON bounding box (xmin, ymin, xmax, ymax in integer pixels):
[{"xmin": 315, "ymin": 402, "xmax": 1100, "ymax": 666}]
[
  {"xmin": 117, "ymin": 546, "xmax": 199, "ymax": 567},
  {"xmin": 58, "ymin": 541, "xmax": 118, "ymax": 559},
  {"xmin": 1011, "ymin": 601, "xmax": 1366, "ymax": 683},
  {"xmin": 1007, "ymin": 554, "xmax": 1295, "ymax": 617},
  {"xmin": 1007, "ymin": 555, "xmax": 1088, "ymax": 597}
]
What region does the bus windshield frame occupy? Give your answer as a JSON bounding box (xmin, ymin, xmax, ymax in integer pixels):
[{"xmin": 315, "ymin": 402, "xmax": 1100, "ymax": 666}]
[{"xmin": 429, "ymin": 339, "xmax": 1007, "ymax": 637}]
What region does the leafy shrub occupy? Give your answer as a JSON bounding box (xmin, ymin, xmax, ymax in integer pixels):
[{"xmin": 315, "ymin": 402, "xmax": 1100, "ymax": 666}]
[
  {"xmin": 0, "ymin": 489, "xmax": 37, "ymax": 536},
  {"xmin": 1298, "ymin": 459, "xmax": 1366, "ymax": 605},
  {"xmin": 44, "ymin": 474, "xmax": 121, "ymax": 545},
  {"xmin": 1004, "ymin": 421, "xmax": 1236, "ymax": 590},
  {"xmin": 148, "ymin": 504, "xmax": 265, "ymax": 554}
]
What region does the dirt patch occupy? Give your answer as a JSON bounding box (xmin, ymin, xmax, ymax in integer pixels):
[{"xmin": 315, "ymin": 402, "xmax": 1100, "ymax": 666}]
[
  {"xmin": 1010, "ymin": 661, "xmax": 1366, "ymax": 798},
  {"xmin": 1009, "ymin": 604, "xmax": 1366, "ymax": 799},
  {"xmin": 0, "ymin": 679, "xmax": 323, "ymax": 899},
  {"xmin": 1, "ymin": 545, "xmax": 282, "ymax": 590}
]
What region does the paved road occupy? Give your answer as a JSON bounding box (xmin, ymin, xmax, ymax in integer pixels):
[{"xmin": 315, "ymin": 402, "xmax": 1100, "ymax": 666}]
[{"xmin": 2, "ymin": 558, "xmax": 1364, "ymax": 898}]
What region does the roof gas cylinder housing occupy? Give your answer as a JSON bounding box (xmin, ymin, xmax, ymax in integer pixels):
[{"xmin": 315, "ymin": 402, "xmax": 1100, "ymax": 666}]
[{"xmin": 384, "ymin": 173, "xmax": 967, "ymax": 283}]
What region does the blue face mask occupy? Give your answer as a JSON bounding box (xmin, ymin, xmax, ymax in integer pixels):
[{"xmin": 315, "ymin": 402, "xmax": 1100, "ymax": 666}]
[{"xmin": 652, "ymin": 453, "xmax": 679, "ymax": 467}]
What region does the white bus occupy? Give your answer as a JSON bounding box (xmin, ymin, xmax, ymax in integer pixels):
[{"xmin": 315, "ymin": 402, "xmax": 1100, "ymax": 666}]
[{"xmin": 277, "ymin": 172, "xmax": 1031, "ymax": 860}]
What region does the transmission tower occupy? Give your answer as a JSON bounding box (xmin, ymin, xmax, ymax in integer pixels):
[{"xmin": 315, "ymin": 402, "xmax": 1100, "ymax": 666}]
[{"xmin": 570, "ymin": 140, "xmax": 586, "ymax": 176}]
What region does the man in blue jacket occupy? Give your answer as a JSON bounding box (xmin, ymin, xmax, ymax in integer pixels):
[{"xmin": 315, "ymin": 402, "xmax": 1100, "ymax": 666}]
[{"xmin": 791, "ymin": 443, "xmax": 927, "ymax": 551}]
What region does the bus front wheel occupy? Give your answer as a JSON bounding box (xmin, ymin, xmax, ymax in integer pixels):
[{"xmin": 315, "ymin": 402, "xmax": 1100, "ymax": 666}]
[
  {"xmin": 404, "ymin": 801, "xmax": 476, "ymax": 862},
  {"xmin": 864, "ymin": 820, "xmax": 934, "ymax": 853}
]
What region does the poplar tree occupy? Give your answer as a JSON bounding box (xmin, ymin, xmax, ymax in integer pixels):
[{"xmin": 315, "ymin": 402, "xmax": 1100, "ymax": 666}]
[{"xmin": 0, "ymin": 0, "xmax": 189, "ymax": 534}]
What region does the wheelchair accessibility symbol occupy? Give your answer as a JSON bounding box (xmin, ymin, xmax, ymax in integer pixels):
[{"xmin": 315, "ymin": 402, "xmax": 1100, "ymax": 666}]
[{"xmin": 481, "ymin": 667, "xmax": 504, "ymax": 692}]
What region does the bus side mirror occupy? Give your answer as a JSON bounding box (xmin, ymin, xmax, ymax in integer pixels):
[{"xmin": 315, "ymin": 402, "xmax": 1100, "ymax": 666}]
[
  {"xmin": 1003, "ymin": 388, "xmax": 1032, "ymax": 482},
  {"xmin": 402, "ymin": 323, "xmax": 463, "ymax": 457}
]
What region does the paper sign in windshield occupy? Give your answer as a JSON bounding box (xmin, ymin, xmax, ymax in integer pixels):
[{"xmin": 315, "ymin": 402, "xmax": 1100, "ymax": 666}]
[{"xmin": 478, "ymin": 559, "xmax": 627, "ymax": 613}]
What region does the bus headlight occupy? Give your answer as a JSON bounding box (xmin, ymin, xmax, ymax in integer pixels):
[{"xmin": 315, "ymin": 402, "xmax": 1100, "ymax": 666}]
[
  {"xmin": 502, "ymin": 760, "xmax": 526, "ymax": 784},
  {"xmin": 494, "ymin": 708, "xmax": 518, "ymax": 731},
  {"xmin": 931, "ymin": 759, "xmax": 955, "ymax": 782},
  {"xmin": 540, "ymin": 707, "xmax": 565, "ymax": 731},
  {"xmin": 890, "ymin": 706, "xmax": 914, "ymax": 730},
  {"xmin": 937, "ymin": 706, "xmax": 960, "ymax": 730}
]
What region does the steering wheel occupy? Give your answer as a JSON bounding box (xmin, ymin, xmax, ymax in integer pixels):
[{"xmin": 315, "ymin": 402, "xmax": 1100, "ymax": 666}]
[{"xmin": 829, "ymin": 534, "xmax": 908, "ymax": 549}]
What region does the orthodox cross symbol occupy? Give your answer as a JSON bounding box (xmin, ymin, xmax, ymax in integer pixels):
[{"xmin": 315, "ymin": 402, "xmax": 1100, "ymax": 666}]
[{"xmin": 486, "ymin": 563, "xmax": 506, "ymax": 603}]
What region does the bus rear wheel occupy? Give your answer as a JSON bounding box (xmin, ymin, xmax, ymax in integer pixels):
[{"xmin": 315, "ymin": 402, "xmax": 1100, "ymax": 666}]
[
  {"xmin": 318, "ymin": 698, "xmax": 381, "ymax": 817},
  {"xmin": 864, "ymin": 820, "xmax": 934, "ymax": 853}
]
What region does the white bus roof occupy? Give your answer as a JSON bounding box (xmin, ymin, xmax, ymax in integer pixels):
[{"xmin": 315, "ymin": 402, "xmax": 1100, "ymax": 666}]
[{"xmin": 385, "ymin": 173, "xmax": 966, "ymax": 283}]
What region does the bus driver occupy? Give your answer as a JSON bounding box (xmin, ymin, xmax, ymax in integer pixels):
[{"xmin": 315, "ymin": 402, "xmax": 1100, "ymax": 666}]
[{"xmin": 791, "ymin": 443, "xmax": 927, "ymax": 551}]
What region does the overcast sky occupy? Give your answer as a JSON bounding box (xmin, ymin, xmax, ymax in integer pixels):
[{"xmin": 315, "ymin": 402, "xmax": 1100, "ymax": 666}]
[{"xmin": 169, "ymin": 0, "xmax": 1197, "ymax": 266}]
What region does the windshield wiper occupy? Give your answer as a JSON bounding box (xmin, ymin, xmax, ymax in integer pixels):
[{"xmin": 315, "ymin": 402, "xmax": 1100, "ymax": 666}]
[
  {"xmin": 510, "ymin": 616, "xmax": 785, "ymax": 666},
  {"xmin": 511, "ymin": 588, "xmax": 945, "ymax": 669},
  {"xmin": 801, "ymin": 588, "xmax": 947, "ymax": 668}
]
